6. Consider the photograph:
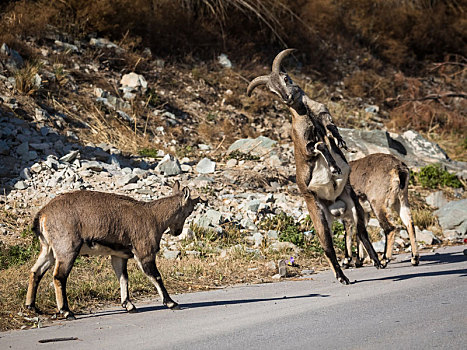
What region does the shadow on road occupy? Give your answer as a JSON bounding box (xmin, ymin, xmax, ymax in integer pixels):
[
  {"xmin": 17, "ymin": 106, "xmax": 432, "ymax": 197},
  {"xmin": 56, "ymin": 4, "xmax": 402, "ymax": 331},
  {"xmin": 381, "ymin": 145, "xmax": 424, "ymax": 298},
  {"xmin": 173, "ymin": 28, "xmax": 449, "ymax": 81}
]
[
  {"xmin": 77, "ymin": 293, "xmax": 329, "ymax": 320},
  {"xmin": 138, "ymin": 293, "xmax": 329, "ymax": 313},
  {"xmin": 419, "ymin": 250, "xmax": 467, "ymax": 265},
  {"xmin": 355, "ymin": 250, "xmax": 467, "ymax": 284},
  {"xmin": 355, "ymin": 268, "xmax": 467, "ymax": 284}
]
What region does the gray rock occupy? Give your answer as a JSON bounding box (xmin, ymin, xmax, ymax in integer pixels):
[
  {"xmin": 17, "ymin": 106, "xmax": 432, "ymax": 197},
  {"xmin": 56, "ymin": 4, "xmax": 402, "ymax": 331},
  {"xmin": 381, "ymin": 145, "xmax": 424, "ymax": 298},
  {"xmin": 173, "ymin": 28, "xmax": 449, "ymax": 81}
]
[
  {"xmin": 116, "ymin": 110, "xmax": 134, "ymax": 124},
  {"xmin": 267, "ymin": 230, "xmax": 279, "ymax": 239},
  {"xmin": 30, "ymin": 163, "xmax": 42, "ymax": 173},
  {"xmin": 60, "ymin": 150, "xmax": 80, "ymax": 163},
  {"xmin": 20, "ymin": 168, "xmax": 31, "ymax": 180},
  {"xmin": 16, "ymin": 142, "xmax": 29, "ymax": 158},
  {"xmin": 14, "ymin": 180, "xmax": 28, "ymax": 190},
  {"xmin": 364, "ymin": 105, "xmax": 379, "ymax": 114},
  {"xmin": 434, "ymin": 199, "xmax": 467, "ymax": 235},
  {"xmin": 45, "ymin": 156, "xmax": 59, "ymax": 170},
  {"xmin": 252, "ymin": 232, "xmax": 264, "ymax": 247},
  {"xmin": 163, "ymin": 250, "xmax": 180, "ymax": 260},
  {"xmin": 367, "ymin": 218, "xmax": 381, "ymax": 228},
  {"xmin": 372, "ymin": 240, "xmax": 385, "ymax": 253},
  {"xmin": 196, "ymin": 158, "xmax": 216, "ymax": 174},
  {"xmin": 247, "ymin": 199, "xmax": 261, "ymax": 212},
  {"xmin": 116, "ymin": 174, "xmax": 139, "ymax": 187},
  {"xmin": 82, "ymin": 161, "xmax": 104, "ymax": 172},
  {"xmin": 34, "ymin": 108, "xmax": 50, "ymax": 122},
  {"xmin": 228, "ymin": 136, "xmax": 277, "ymax": 157},
  {"xmin": 443, "ymin": 230, "xmax": 461, "ymax": 241},
  {"xmin": 157, "ymin": 154, "xmax": 182, "ymax": 176},
  {"xmin": 218, "ymin": 53, "xmax": 232, "ymax": 68},
  {"xmin": 1, "ymin": 43, "xmax": 24, "ymax": 70},
  {"xmin": 416, "ymin": 227, "xmax": 441, "ymax": 245},
  {"xmin": 197, "ymin": 209, "xmax": 223, "ymax": 228},
  {"xmin": 226, "ymin": 159, "xmax": 237, "ymax": 168},
  {"xmin": 398, "ymin": 229, "xmax": 409, "ymax": 240},
  {"xmin": 120, "ymin": 72, "xmax": 147, "ymax": 91},
  {"xmin": 89, "ymin": 38, "xmax": 121, "ymax": 51},
  {"xmin": 426, "ymin": 191, "xmax": 449, "ymax": 209}
]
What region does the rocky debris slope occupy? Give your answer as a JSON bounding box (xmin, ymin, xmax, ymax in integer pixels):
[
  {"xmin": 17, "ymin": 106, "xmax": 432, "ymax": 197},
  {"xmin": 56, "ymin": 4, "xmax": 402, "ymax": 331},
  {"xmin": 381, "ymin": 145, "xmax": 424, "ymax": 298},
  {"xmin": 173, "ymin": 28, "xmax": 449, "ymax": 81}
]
[
  {"xmin": 1, "ymin": 36, "xmax": 466, "ymax": 260},
  {"xmin": 1, "ymin": 111, "xmax": 466, "ymax": 258}
]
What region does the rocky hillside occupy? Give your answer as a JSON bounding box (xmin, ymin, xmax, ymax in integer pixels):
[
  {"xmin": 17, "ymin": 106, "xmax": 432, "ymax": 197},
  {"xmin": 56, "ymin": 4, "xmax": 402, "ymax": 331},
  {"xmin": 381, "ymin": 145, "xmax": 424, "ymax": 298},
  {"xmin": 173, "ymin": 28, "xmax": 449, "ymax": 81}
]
[{"xmin": 0, "ymin": 21, "xmax": 466, "ymax": 330}]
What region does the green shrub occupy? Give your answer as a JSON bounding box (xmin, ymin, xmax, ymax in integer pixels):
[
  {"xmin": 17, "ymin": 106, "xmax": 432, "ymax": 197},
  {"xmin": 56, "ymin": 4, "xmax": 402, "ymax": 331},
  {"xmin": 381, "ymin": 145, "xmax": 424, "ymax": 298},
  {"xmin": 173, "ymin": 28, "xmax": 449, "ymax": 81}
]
[
  {"xmin": 138, "ymin": 148, "xmax": 159, "ymax": 158},
  {"xmin": 416, "ymin": 164, "xmax": 462, "ymax": 189},
  {"xmin": 0, "ymin": 240, "xmax": 39, "ymax": 270}
]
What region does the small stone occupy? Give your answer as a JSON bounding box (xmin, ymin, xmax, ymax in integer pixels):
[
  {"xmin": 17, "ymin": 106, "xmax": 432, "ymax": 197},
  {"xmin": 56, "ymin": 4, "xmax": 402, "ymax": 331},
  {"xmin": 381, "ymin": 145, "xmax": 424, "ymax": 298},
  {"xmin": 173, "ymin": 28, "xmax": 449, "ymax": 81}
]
[
  {"xmin": 82, "ymin": 161, "xmax": 104, "ymax": 172},
  {"xmin": 157, "ymin": 154, "xmax": 182, "ymax": 176},
  {"xmin": 116, "ymin": 174, "xmax": 139, "ymax": 187},
  {"xmin": 14, "ymin": 180, "xmax": 28, "ymax": 190},
  {"xmin": 30, "ymin": 163, "xmax": 42, "ymax": 173},
  {"xmin": 247, "ymin": 199, "xmax": 261, "ymax": 212},
  {"xmin": 16, "ymin": 142, "xmax": 29, "ymax": 158},
  {"xmin": 60, "ymin": 150, "xmax": 79, "ymax": 163},
  {"xmin": 226, "ymin": 159, "xmax": 237, "ymax": 168},
  {"xmin": 266, "ymin": 261, "xmax": 276, "ymax": 270},
  {"xmin": 120, "ymin": 72, "xmax": 147, "ymax": 91},
  {"xmin": 252, "ymin": 232, "xmax": 263, "ymax": 247},
  {"xmin": 196, "ymin": 158, "xmax": 216, "ymax": 174},
  {"xmin": 20, "ymin": 168, "xmax": 31, "ymax": 180},
  {"xmin": 267, "ymin": 230, "xmax": 279, "ymax": 239},
  {"xmin": 301, "ymin": 269, "xmax": 315, "ymax": 275},
  {"xmin": 163, "ymin": 250, "xmax": 180, "ymax": 260}
]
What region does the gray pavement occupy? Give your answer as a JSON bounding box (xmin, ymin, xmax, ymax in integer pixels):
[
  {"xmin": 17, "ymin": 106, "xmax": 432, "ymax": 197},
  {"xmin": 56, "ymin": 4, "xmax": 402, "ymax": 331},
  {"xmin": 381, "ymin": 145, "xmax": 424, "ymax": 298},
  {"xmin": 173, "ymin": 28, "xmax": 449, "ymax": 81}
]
[{"xmin": 1, "ymin": 245, "xmax": 466, "ymax": 349}]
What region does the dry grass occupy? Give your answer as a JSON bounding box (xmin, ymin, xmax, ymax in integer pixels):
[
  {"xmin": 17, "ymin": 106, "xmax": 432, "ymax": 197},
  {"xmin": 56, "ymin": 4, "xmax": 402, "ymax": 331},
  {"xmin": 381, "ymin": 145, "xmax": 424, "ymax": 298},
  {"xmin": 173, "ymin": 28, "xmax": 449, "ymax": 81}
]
[{"xmin": 0, "ymin": 245, "xmax": 322, "ymax": 331}]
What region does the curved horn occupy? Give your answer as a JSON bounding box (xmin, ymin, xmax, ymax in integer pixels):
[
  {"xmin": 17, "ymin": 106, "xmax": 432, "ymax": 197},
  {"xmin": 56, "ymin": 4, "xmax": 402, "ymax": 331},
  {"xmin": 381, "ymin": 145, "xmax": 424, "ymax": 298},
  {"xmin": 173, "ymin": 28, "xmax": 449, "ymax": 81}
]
[
  {"xmin": 272, "ymin": 48, "xmax": 296, "ymax": 73},
  {"xmin": 247, "ymin": 75, "xmax": 269, "ymax": 96}
]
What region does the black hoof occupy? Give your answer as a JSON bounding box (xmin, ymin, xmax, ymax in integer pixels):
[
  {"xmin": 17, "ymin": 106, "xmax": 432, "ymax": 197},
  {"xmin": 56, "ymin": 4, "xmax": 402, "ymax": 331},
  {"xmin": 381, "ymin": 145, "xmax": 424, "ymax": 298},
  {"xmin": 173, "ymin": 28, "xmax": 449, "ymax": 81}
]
[
  {"xmin": 26, "ymin": 305, "xmax": 42, "ymax": 314},
  {"xmin": 128, "ymin": 307, "xmax": 138, "ymax": 313},
  {"xmin": 411, "ymin": 256, "xmax": 420, "ymax": 266}
]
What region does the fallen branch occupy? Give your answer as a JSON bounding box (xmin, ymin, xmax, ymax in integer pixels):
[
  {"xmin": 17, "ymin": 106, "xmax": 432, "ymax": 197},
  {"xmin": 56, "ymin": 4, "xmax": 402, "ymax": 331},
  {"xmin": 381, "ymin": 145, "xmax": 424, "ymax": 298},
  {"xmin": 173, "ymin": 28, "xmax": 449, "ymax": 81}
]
[{"xmin": 386, "ymin": 92, "xmax": 467, "ymax": 104}]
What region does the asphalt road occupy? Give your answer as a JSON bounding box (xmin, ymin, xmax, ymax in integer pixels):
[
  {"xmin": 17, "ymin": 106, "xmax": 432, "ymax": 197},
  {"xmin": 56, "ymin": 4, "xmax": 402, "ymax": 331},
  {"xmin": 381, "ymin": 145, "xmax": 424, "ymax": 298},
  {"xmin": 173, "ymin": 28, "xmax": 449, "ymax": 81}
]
[{"xmin": 1, "ymin": 245, "xmax": 466, "ymax": 350}]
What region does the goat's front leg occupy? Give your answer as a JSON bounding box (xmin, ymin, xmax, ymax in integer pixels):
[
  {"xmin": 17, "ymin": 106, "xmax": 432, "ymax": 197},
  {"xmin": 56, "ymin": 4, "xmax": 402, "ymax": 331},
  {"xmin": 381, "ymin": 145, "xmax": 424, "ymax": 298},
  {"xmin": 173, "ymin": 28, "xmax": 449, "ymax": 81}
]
[
  {"xmin": 315, "ymin": 142, "xmax": 341, "ymax": 175},
  {"xmin": 303, "ymin": 193, "xmax": 350, "ymax": 284},
  {"xmin": 135, "ymin": 256, "xmax": 179, "ymax": 310},
  {"xmin": 111, "ymin": 256, "xmax": 137, "ymax": 313}
]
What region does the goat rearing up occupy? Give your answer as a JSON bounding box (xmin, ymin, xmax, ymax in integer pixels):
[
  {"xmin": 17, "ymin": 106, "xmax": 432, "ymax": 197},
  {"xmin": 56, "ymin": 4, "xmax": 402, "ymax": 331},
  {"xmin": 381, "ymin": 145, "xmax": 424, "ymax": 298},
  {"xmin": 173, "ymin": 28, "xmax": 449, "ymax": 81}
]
[
  {"xmin": 247, "ymin": 49, "xmax": 381, "ymax": 284},
  {"xmin": 26, "ymin": 181, "xmax": 201, "ymax": 320}
]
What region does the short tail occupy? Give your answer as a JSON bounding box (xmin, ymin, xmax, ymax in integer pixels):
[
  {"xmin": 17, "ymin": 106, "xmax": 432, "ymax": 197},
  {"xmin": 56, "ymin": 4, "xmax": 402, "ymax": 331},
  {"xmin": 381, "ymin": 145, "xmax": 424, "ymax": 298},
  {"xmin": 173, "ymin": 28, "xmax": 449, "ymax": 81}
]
[{"xmin": 32, "ymin": 213, "xmax": 41, "ymax": 237}]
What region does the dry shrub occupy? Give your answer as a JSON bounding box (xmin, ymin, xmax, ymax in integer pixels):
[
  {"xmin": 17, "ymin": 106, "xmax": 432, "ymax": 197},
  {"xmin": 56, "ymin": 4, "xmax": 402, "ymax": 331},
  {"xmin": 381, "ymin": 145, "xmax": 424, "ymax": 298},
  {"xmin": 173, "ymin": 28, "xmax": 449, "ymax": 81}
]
[{"xmin": 343, "ymin": 69, "xmax": 395, "ymax": 101}]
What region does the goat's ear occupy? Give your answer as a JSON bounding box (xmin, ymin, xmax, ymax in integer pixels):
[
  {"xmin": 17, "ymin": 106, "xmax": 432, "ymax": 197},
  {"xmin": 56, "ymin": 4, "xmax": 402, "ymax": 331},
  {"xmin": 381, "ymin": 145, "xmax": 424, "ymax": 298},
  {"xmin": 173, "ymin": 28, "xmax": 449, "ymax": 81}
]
[
  {"xmin": 182, "ymin": 187, "xmax": 190, "ymax": 201},
  {"xmin": 172, "ymin": 180, "xmax": 181, "ymax": 193},
  {"xmin": 183, "ymin": 187, "xmax": 190, "ymax": 201}
]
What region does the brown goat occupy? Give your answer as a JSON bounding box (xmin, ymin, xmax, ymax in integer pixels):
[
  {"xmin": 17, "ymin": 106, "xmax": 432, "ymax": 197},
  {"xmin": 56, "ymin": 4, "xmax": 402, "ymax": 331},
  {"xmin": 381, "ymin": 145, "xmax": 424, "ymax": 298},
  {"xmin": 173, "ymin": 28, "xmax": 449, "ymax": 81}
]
[
  {"xmin": 342, "ymin": 153, "xmax": 419, "ymax": 268},
  {"xmin": 247, "ymin": 49, "xmax": 381, "ymax": 285},
  {"xmin": 26, "ymin": 181, "xmax": 201, "ymax": 319}
]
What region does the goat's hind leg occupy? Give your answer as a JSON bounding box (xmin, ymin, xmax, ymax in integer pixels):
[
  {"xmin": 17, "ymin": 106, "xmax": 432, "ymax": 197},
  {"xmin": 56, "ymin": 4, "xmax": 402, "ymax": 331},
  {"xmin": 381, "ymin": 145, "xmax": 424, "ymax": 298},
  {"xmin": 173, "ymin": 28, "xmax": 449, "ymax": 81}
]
[
  {"xmin": 135, "ymin": 256, "xmax": 180, "ymax": 310},
  {"xmin": 26, "ymin": 245, "xmax": 55, "ymax": 313},
  {"xmin": 111, "ymin": 256, "xmax": 137, "ymax": 313},
  {"xmin": 52, "ymin": 252, "xmax": 79, "ymax": 320},
  {"xmin": 345, "ymin": 187, "xmax": 382, "ymax": 269}
]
